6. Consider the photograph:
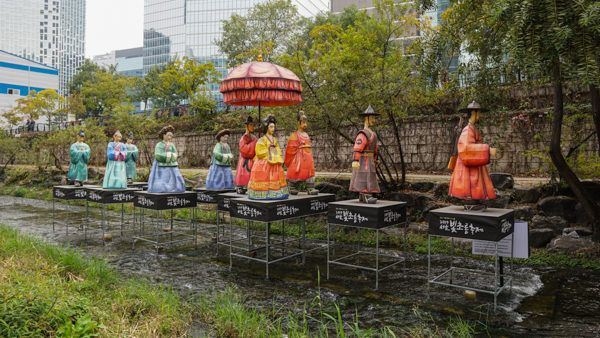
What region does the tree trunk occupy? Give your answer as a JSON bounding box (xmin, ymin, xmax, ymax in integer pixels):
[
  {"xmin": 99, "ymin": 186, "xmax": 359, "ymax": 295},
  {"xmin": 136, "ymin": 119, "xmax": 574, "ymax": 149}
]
[
  {"xmin": 590, "ymin": 84, "xmax": 600, "ymax": 156},
  {"xmin": 549, "ymin": 62, "xmax": 600, "ymax": 241}
]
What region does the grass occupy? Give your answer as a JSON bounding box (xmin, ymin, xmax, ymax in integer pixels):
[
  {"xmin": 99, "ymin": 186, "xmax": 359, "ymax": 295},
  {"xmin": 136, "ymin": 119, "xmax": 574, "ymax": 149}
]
[{"xmin": 0, "ymin": 224, "xmax": 192, "ymax": 337}]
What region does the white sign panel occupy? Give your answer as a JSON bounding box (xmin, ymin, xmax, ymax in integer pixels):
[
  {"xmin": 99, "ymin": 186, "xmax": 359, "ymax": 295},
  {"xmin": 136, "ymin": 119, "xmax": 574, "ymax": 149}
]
[{"xmin": 472, "ymin": 221, "xmax": 529, "ymax": 259}]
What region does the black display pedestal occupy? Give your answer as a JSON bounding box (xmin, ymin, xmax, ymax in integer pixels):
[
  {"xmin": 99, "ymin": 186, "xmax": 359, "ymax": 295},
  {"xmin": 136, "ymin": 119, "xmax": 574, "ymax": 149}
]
[
  {"xmin": 427, "ymin": 206, "xmax": 515, "ymax": 310},
  {"xmin": 52, "ymin": 185, "xmax": 98, "ymax": 241},
  {"xmin": 327, "ymin": 199, "xmax": 408, "ymax": 290},
  {"xmin": 129, "ymin": 182, "xmax": 148, "ymax": 190},
  {"xmin": 85, "ymin": 187, "xmax": 140, "ymax": 244},
  {"xmin": 132, "ymin": 191, "xmax": 198, "ymax": 251},
  {"xmin": 228, "ymin": 193, "xmax": 335, "ymax": 279}
]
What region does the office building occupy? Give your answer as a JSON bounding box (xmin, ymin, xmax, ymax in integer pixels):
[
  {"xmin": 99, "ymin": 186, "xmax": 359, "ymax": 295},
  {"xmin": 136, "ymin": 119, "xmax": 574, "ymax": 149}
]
[
  {"xmin": 0, "ymin": 0, "xmax": 85, "ymax": 96},
  {"xmin": 143, "ymin": 0, "xmax": 330, "ymax": 106}
]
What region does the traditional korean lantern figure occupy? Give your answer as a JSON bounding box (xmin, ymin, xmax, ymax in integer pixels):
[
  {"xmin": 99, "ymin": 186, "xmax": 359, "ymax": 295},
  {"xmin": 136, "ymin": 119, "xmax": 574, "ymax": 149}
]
[
  {"xmin": 102, "ymin": 130, "xmax": 128, "ymax": 189},
  {"xmin": 285, "ymin": 110, "xmax": 318, "ymax": 195},
  {"xmin": 125, "ymin": 132, "xmax": 139, "ymax": 184},
  {"xmin": 234, "ymin": 116, "xmax": 258, "ymax": 194},
  {"xmin": 448, "ymin": 101, "xmax": 497, "ymax": 210},
  {"xmin": 349, "ymin": 105, "xmax": 380, "ymax": 204},
  {"xmin": 147, "ymin": 125, "xmax": 186, "ymax": 193},
  {"xmin": 247, "ymin": 115, "xmax": 289, "ymax": 200},
  {"xmin": 67, "ymin": 129, "xmax": 90, "ymax": 187},
  {"xmin": 206, "ymin": 129, "xmax": 235, "ymax": 190}
]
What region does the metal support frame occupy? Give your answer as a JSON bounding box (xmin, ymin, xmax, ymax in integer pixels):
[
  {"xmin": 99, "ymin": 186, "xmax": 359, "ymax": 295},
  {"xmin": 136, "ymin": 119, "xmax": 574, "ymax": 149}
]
[
  {"xmin": 228, "ymin": 214, "xmax": 326, "ymax": 280},
  {"xmin": 326, "ymin": 221, "xmax": 408, "ymax": 290},
  {"xmin": 51, "ymin": 197, "xmax": 86, "ymax": 245},
  {"xmin": 426, "ymin": 233, "xmax": 515, "ymax": 310},
  {"xmin": 85, "ymin": 200, "xmax": 136, "ymax": 245},
  {"xmin": 132, "ymin": 206, "xmax": 197, "ymax": 252}
]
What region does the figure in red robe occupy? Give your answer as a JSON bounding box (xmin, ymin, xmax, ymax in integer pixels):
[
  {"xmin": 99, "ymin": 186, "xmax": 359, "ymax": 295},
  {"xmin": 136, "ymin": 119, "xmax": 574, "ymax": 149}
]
[
  {"xmin": 449, "ymin": 101, "xmax": 497, "ymax": 210},
  {"xmin": 349, "ymin": 105, "xmax": 380, "ymax": 204},
  {"xmin": 234, "ymin": 116, "xmax": 258, "ymax": 194},
  {"xmin": 285, "ymin": 110, "xmax": 318, "ymax": 195}
]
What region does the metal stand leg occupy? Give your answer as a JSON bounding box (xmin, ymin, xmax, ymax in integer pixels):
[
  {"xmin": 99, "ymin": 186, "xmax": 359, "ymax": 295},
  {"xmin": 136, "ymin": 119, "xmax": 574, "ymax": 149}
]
[
  {"xmin": 301, "ymin": 218, "xmax": 306, "ymax": 264},
  {"xmin": 427, "ymin": 235, "xmax": 431, "ymax": 299},
  {"xmin": 85, "ymin": 201, "xmax": 89, "ymax": 241},
  {"xmin": 101, "ymin": 204, "xmax": 106, "ymax": 246},
  {"xmin": 121, "ymin": 203, "xmax": 124, "ymax": 236},
  {"xmin": 215, "ymin": 208, "xmax": 220, "ymax": 256},
  {"xmin": 266, "ymin": 222, "xmax": 270, "ymax": 280},
  {"xmin": 229, "ymin": 215, "xmax": 233, "ymax": 270},
  {"xmin": 375, "ymin": 228, "xmax": 380, "ymax": 290},
  {"xmin": 52, "ymin": 198, "xmax": 56, "ymax": 232},
  {"xmin": 494, "ymin": 241, "xmax": 499, "ymax": 310},
  {"xmin": 327, "ymin": 223, "xmax": 331, "ymax": 280}
]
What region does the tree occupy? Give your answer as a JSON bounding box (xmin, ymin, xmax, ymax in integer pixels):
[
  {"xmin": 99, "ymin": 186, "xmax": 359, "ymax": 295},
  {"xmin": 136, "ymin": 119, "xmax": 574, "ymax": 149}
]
[
  {"xmin": 417, "ymin": 0, "xmax": 600, "ymax": 240},
  {"xmin": 280, "ymin": 0, "xmax": 421, "ymax": 188},
  {"xmin": 150, "ymin": 58, "xmax": 216, "ymax": 113},
  {"xmin": 0, "ymin": 131, "xmax": 26, "ymax": 177},
  {"xmin": 69, "ymin": 59, "xmax": 102, "ymax": 94},
  {"xmin": 79, "ymin": 70, "xmax": 134, "ymax": 118},
  {"xmin": 216, "ymin": 0, "xmax": 306, "ymax": 66},
  {"xmin": 4, "ymin": 89, "xmax": 65, "ymax": 130}
]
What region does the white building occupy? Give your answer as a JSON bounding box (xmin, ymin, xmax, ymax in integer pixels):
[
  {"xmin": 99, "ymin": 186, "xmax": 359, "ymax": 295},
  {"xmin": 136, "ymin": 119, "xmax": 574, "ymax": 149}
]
[
  {"xmin": 0, "ymin": 0, "xmax": 86, "ymax": 96},
  {"xmin": 0, "ymin": 50, "xmax": 59, "ymax": 128}
]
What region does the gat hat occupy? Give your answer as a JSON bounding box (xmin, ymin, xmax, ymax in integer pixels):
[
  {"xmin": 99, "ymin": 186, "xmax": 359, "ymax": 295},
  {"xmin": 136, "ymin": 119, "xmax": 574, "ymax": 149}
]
[
  {"xmin": 244, "ymin": 115, "xmax": 255, "ymax": 125},
  {"xmin": 297, "ymin": 110, "xmax": 307, "ymax": 121},
  {"xmin": 78, "ymin": 129, "xmax": 85, "ymax": 137},
  {"xmin": 215, "ymin": 129, "xmax": 231, "ymax": 141},
  {"xmin": 359, "ymin": 105, "xmax": 380, "ymax": 116},
  {"xmin": 127, "ymin": 131, "xmax": 134, "ymax": 139},
  {"xmin": 459, "ymin": 101, "xmax": 488, "ymax": 113}
]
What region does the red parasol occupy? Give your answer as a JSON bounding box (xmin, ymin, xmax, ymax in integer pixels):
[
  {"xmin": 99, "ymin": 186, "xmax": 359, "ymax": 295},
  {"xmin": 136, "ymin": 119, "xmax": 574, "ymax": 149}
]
[{"xmin": 219, "ymin": 57, "xmax": 302, "ymax": 122}]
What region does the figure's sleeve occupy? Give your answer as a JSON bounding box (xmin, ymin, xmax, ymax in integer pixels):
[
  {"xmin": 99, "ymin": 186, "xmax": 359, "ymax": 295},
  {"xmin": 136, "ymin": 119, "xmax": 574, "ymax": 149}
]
[
  {"xmin": 239, "ymin": 135, "xmax": 257, "ymax": 159},
  {"xmin": 284, "ymin": 132, "xmax": 298, "ymax": 168},
  {"xmin": 118, "ymin": 143, "xmax": 127, "ymax": 161},
  {"xmin": 254, "ymin": 138, "xmax": 269, "ymax": 160},
  {"xmin": 69, "ymin": 144, "xmax": 80, "ymax": 164},
  {"xmin": 81, "ymin": 144, "xmax": 91, "ymax": 164},
  {"xmin": 169, "ymin": 144, "xmax": 178, "ymax": 161},
  {"xmin": 107, "ymin": 142, "xmax": 115, "ymax": 161},
  {"xmin": 352, "ymin": 132, "xmax": 368, "ymax": 162},
  {"xmin": 213, "ymin": 143, "xmax": 224, "ymax": 162},
  {"xmin": 269, "ymin": 139, "xmax": 284, "ymax": 165},
  {"xmin": 131, "ymin": 145, "xmax": 139, "ymax": 161},
  {"xmin": 457, "ymin": 127, "xmax": 490, "ymax": 167},
  {"xmin": 154, "ymin": 142, "xmax": 166, "ymax": 163}
]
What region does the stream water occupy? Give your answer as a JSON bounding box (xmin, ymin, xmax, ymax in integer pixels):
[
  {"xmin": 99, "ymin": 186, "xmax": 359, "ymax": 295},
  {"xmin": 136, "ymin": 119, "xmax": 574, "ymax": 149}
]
[{"xmin": 1, "ymin": 196, "xmax": 599, "ymax": 337}]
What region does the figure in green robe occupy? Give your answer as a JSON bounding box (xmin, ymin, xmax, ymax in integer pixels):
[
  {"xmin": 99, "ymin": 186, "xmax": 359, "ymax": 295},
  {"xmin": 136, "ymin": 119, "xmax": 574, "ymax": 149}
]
[
  {"xmin": 147, "ymin": 125, "xmax": 186, "ymax": 193},
  {"xmin": 125, "ymin": 132, "xmax": 139, "ymax": 184},
  {"xmin": 67, "ymin": 130, "xmax": 91, "ymax": 186},
  {"xmin": 102, "ymin": 130, "xmax": 128, "ymax": 189}
]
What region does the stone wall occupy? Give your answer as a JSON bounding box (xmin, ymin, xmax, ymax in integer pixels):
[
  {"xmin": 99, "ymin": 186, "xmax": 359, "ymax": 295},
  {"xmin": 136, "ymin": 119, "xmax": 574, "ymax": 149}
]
[{"xmin": 22, "ymin": 110, "xmax": 600, "ymax": 176}]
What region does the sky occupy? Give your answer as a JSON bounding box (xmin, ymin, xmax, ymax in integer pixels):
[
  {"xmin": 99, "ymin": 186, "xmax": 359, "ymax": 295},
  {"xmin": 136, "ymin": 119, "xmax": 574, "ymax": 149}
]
[{"xmin": 85, "ymin": 0, "xmax": 144, "ymax": 57}]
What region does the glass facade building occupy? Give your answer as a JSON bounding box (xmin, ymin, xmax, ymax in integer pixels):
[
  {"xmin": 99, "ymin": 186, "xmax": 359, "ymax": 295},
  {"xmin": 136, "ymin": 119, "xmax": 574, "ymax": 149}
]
[
  {"xmin": 143, "ymin": 0, "xmax": 330, "ymax": 107},
  {"xmin": 0, "ymin": 0, "xmax": 85, "ymax": 96}
]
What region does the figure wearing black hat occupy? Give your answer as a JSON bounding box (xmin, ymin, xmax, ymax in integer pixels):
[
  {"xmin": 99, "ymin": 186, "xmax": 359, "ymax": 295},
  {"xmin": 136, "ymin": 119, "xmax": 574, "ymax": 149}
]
[
  {"xmin": 67, "ymin": 129, "xmax": 91, "ymax": 187},
  {"xmin": 234, "ymin": 115, "xmax": 258, "ymax": 194},
  {"xmin": 448, "ymin": 101, "xmax": 498, "ymax": 210},
  {"xmin": 349, "ymin": 105, "xmax": 380, "ymax": 204},
  {"xmin": 125, "ymin": 132, "xmax": 139, "ymax": 184}
]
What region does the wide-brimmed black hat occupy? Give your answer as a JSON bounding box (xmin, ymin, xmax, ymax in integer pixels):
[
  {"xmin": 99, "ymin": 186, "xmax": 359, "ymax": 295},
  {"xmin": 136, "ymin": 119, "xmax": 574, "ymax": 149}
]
[
  {"xmin": 244, "ymin": 116, "xmax": 255, "ymax": 125},
  {"xmin": 459, "ymin": 101, "xmax": 488, "ymax": 113},
  {"xmin": 215, "ymin": 129, "xmax": 231, "ymax": 141},
  {"xmin": 359, "ymin": 105, "xmax": 380, "ymax": 116}
]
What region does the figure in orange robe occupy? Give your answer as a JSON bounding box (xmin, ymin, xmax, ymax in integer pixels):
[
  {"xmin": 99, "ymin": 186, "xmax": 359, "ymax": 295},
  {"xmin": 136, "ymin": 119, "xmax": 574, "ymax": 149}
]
[
  {"xmin": 285, "ymin": 110, "xmax": 317, "ymax": 195},
  {"xmin": 234, "ymin": 116, "xmax": 257, "ymax": 194},
  {"xmin": 449, "ymin": 101, "xmax": 497, "ymax": 210},
  {"xmin": 349, "ymin": 105, "xmax": 380, "ymax": 204}
]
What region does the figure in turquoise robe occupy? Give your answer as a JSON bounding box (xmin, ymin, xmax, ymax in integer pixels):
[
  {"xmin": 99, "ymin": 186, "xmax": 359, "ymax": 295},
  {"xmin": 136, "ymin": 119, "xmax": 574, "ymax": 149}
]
[
  {"xmin": 67, "ymin": 141, "xmax": 90, "ymax": 186},
  {"xmin": 102, "ymin": 141, "xmax": 128, "ymax": 189},
  {"xmin": 125, "ymin": 143, "xmax": 139, "ymax": 182}
]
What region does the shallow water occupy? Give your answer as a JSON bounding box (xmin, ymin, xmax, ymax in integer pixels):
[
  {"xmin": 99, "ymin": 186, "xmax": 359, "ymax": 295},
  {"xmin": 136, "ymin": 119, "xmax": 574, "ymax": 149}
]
[{"xmin": 1, "ymin": 196, "xmax": 599, "ymax": 336}]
